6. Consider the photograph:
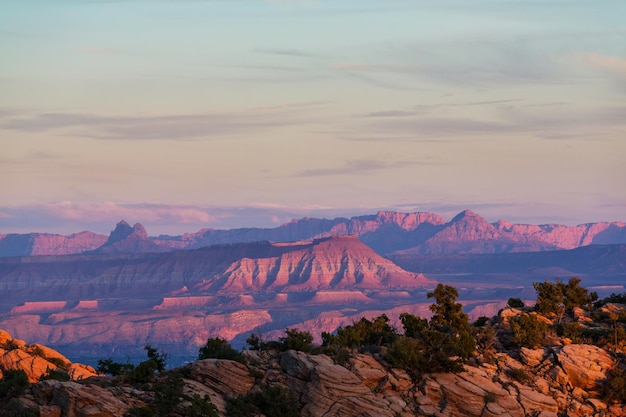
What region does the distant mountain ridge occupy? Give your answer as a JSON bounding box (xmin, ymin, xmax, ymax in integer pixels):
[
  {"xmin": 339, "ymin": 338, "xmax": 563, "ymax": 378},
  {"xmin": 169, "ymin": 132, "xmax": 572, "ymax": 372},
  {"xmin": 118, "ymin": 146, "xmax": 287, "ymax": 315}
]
[
  {"xmin": 0, "ymin": 236, "xmax": 434, "ymax": 309},
  {"xmin": 1, "ymin": 209, "xmax": 625, "ymax": 257}
]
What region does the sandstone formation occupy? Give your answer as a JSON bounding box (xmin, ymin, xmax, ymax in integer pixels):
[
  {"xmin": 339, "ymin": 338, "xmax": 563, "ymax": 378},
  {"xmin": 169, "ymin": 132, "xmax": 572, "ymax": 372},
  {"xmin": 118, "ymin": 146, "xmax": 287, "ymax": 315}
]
[
  {"xmin": 7, "ymin": 344, "xmax": 624, "ymax": 417},
  {"xmin": 0, "ymin": 329, "xmax": 98, "ymax": 383}
]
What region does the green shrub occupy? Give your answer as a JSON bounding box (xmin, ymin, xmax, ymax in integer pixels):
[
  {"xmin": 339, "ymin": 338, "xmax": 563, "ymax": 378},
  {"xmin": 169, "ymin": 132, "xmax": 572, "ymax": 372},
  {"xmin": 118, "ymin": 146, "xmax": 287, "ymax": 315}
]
[
  {"xmin": 331, "ymin": 315, "xmax": 397, "ymax": 349},
  {"xmin": 507, "ymin": 298, "xmax": 525, "ymax": 309},
  {"xmin": 143, "ymin": 345, "xmax": 167, "ymax": 372},
  {"xmin": 0, "ymin": 369, "xmax": 30, "ymax": 400},
  {"xmin": 45, "ymin": 357, "xmax": 67, "ymax": 368},
  {"xmin": 473, "ymin": 316, "xmax": 490, "ymax": 327},
  {"xmin": 96, "ymin": 358, "xmax": 134, "ymax": 376},
  {"xmin": 246, "ymin": 333, "xmax": 261, "ymax": 350},
  {"xmin": 385, "ymin": 337, "xmax": 425, "ymax": 378},
  {"xmin": 198, "ymin": 337, "xmax": 246, "ymax": 364},
  {"xmin": 510, "ymin": 314, "xmax": 547, "ymax": 348},
  {"xmin": 506, "ymin": 367, "xmax": 531, "ymax": 383},
  {"xmin": 280, "ymin": 328, "xmax": 314, "ymax": 352},
  {"xmin": 601, "ymin": 365, "xmax": 626, "ymax": 403},
  {"xmin": 129, "ymin": 359, "xmax": 158, "ymax": 384},
  {"xmin": 3, "ymin": 399, "xmax": 39, "ymax": 417},
  {"xmin": 185, "ymin": 394, "xmax": 219, "ymax": 417},
  {"xmin": 124, "ymin": 407, "xmax": 154, "ymax": 417},
  {"xmin": 226, "ymin": 386, "xmax": 299, "ymax": 417},
  {"xmin": 42, "ymin": 368, "xmax": 70, "ymax": 381},
  {"xmin": 152, "ymin": 372, "xmax": 184, "ymax": 415}
]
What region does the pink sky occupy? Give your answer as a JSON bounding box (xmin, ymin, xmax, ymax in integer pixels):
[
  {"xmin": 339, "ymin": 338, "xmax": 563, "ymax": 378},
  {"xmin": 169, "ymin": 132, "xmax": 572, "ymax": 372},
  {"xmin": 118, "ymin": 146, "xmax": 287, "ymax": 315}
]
[{"xmin": 1, "ymin": 1, "xmax": 625, "ymax": 234}]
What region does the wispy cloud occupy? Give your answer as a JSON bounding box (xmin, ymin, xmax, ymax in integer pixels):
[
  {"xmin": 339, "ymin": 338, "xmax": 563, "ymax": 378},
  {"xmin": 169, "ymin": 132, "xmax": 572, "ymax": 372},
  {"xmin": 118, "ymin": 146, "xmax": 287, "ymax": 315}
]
[
  {"xmin": 576, "ymin": 52, "xmax": 626, "ymax": 77},
  {"xmin": 1, "ymin": 106, "xmax": 322, "ymax": 140},
  {"xmin": 297, "ymin": 159, "xmax": 426, "ymax": 177},
  {"xmin": 253, "ymin": 47, "xmax": 325, "ymax": 58},
  {"xmin": 0, "ymin": 202, "xmax": 372, "ymax": 235}
]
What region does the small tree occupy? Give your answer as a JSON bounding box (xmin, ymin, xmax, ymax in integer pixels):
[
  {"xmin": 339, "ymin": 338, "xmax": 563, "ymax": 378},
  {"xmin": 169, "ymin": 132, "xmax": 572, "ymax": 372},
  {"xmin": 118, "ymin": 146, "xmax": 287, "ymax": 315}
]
[
  {"xmin": 399, "ymin": 312, "xmax": 428, "ymax": 338},
  {"xmin": 198, "ymin": 337, "xmax": 245, "ymax": 363},
  {"xmin": 246, "ymin": 333, "xmax": 261, "ymax": 351},
  {"xmin": 507, "ymin": 298, "xmax": 525, "ymax": 309},
  {"xmin": 510, "ymin": 314, "xmax": 547, "ymax": 348},
  {"xmin": 280, "ymin": 328, "xmax": 313, "ymax": 352},
  {"xmin": 533, "ymin": 280, "xmax": 564, "ymax": 316},
  {"xmin": 428, "ymin": 284, "xmax": 470, "ymax": 334},
  {"xmin": 144, "ymin": 344, "xmax": 167, "ymax": 373},
  {"xmin": 601, "ymin": 365, "xmax": 626, "ymax": 403},
  {"xmin": 97, "ymin": 358, "xmax": 134, "ymax": 376},
  {"xmin": 0, "ymin": 369, "xmax": 29, "ymax": 400},
  {"xmin": 152, "ymin": 373, "xmax": 184, "ymax": 415}
]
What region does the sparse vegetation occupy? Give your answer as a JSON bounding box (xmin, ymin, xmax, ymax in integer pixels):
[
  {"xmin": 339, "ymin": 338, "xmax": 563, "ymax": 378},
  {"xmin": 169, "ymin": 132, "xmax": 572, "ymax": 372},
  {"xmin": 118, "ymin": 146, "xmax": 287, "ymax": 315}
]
[
  {"xmin": 198, "ymin": 337, "xmax": 246, "ymax": 364},
  {"xmin": 506, "ymin": 367, "xmax": 531, "ymax": 384},
  {"xmin": 226, "ymin": 386, "xmax": 299, "ymax": 417},
  {"xmin": 510, "ymin": 313, "xmax": 548, "ymax": 348},
  {"xmin": 601, "ymin": 363, "xmax": 626, "ymax": 403},
  {"xmin": 280, "ymin": 328, "xmax": 314, "ymax": 353},
  {"xmin": 0, "ymin": 369, "xmax": 29, "ymax": 400},
  {"xmin": 507, "ymin": 298, "xmax": 525, "ymax": 308},
  {"xmin": 95, "ymin": 344, "xmax": 168, "ymax": 384}
]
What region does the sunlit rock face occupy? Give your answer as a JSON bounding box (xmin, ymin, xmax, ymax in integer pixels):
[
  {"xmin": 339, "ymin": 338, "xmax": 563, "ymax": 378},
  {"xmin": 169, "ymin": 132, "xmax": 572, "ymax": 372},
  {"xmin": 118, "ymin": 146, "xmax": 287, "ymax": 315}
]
[{"xmin": 0, "ymin": 329, "xmax": 98, "ymax": 383}]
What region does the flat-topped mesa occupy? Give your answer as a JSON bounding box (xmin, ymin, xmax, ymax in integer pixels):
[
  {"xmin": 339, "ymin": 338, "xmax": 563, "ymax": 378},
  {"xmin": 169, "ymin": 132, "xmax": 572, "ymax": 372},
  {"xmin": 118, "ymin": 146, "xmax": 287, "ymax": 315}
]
[{"xmin": 196, "ymin": 235, "xmax": 436, "ymax": 294}]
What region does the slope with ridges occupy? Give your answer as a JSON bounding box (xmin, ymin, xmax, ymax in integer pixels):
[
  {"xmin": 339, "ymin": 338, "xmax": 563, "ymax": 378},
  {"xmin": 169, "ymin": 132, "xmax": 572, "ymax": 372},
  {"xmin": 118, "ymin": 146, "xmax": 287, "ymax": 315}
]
[{"xmin": 195, "ymin": 236, "xmax": 435, "ymax": 294}]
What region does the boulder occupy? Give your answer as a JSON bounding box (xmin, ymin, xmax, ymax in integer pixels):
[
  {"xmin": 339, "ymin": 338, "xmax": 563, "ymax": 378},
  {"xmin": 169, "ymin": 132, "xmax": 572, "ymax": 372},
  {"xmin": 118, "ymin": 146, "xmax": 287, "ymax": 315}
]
[
  {"xmin": 186, "ymin": 359, "xmax": 255, "ymax": 397},
  {"xmin": 0, "ymin": 348, "xmax": 56, "ymax": 382},
  {"xmin": 556, "ymin": 344, "xmax": 615, "ymax": 390},
  {"xmin": 31, "ymin": 380, "xmax": 147, "ymax": 417}
]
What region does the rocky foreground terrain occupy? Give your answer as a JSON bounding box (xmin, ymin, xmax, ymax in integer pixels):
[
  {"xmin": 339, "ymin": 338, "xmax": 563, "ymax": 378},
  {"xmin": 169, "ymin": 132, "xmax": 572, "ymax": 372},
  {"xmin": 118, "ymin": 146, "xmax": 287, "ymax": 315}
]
[{"xmin": 1, "ymin": 299, "xmax": 625, "ymax": 417}]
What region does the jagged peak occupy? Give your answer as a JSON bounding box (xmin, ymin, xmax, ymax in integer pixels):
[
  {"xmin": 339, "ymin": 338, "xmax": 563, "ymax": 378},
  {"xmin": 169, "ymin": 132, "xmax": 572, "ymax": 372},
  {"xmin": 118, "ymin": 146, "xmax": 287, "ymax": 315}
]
[
  {"xmin": 132, "ymin": 223, "xmax": 148, "ymax": 239},
  {"xmin": 450, "ymin": 209, "xmax": 486, "ymax": 223},
  {"xmin": 106, "ymin": 220, "xmax": 148, "ymax": 245}
]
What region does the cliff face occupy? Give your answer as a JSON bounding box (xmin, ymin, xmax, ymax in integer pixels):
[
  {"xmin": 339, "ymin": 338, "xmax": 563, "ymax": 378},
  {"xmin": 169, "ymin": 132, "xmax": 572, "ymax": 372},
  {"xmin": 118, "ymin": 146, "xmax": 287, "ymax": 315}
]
[{"xmin": 7, "ymin": 345, "xmax": 625, "ymax": 417}]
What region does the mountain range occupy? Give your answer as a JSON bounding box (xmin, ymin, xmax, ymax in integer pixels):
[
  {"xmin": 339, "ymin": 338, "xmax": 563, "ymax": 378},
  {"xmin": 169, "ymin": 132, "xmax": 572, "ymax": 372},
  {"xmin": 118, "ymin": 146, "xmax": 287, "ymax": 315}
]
[{"xmin": 2, "ymin": 209, "xmax": 625, "ymax": 257}]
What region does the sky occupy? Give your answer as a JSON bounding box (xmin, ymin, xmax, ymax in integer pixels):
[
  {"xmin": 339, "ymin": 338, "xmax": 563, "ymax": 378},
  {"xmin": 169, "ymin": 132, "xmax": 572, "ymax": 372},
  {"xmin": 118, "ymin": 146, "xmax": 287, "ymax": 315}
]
[{"xmin": 1, "ymin": 0, "xmax": 625, "ymax": 235}]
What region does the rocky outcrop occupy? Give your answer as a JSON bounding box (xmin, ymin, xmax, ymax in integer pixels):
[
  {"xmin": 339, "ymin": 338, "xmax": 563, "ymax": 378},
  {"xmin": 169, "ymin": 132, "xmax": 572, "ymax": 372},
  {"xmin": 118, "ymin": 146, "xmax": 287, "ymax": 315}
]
[
  {"xmin": 0, "ymin": 329, "xmax": 98, "ymax": 383},
  {"xmin": 5, "ymin": 342, "xmax": 626, "ymax": 417},
  {"xmin": 555, "ymin": 344, "xmax": 615, "ymax": 391},
  {"xmin": 27, "ymin": 380, "xmax": 148, "ymax": 417}
]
